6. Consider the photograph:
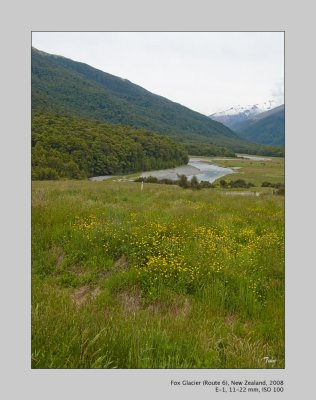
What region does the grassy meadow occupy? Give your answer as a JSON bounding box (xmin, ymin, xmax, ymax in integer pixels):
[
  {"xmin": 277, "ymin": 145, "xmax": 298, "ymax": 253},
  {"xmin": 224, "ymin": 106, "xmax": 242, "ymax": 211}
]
[
  {"xmin": 32, "ymin": 158, "xmax": 284, "ymax": 368},
  {"xmin": 212, "ymin": 155, "xmax": 284, "ymax": 186}
]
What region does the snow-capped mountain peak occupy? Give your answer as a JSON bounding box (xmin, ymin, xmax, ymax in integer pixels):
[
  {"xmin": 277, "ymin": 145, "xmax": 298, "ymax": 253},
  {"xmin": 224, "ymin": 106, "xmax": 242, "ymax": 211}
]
[{"xmin": 209, "ymin": 100, "xmax": 279, "ymax": 129}]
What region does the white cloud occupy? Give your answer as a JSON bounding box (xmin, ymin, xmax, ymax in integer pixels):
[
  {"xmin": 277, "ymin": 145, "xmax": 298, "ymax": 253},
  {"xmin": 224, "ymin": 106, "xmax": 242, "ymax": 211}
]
[{"xmin": 270, "ymin": 82, "xmax": 285, "ymax": 105}]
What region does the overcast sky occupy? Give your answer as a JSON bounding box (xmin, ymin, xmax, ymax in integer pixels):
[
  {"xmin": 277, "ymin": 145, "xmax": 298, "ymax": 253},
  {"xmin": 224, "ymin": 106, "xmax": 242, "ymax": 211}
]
[{"xmin": 32, "ymin": 32, "xmax": 284, "ymax": 115}]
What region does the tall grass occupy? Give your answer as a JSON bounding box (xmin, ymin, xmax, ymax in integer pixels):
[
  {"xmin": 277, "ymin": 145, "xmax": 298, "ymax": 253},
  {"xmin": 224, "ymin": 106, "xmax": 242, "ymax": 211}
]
[{"xmin": 32, "ymin": 180, "xmax": 284, "ymax": 368}]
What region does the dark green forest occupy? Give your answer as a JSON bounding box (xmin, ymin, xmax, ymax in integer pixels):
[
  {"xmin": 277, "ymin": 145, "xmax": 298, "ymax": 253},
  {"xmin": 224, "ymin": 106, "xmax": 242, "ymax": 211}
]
[
  {"xmin": 32, "ymin": 113, "xmax": 188, "ymax": 180},
  {"xmin": 183, "ymin": 140, "xmax": 284, "ymax": 158}
]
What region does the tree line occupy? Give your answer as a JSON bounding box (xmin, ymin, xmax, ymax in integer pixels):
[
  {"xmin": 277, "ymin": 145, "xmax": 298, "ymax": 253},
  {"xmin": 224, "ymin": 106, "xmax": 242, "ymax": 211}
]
[{"xmin": 32, "ymin": 112, "xmax": 189, "ymax": 180}]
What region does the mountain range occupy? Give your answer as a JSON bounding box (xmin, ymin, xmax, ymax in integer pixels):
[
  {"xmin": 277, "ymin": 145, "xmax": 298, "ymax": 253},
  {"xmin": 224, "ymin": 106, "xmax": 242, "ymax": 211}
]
[
  {"xmin": 234, "ymin": 104, "xmax": 285, "ymax": 146},
  {"xmin": 209, "ymin": 101, "xmax": 284, "ymax": 146},
  {"xmin": 31, "ymin": 48, "xmax": 283, "ymax": 157},
  {"xmin": 209, "ymin": 100, "xmax": 279, "ymax": 129}
]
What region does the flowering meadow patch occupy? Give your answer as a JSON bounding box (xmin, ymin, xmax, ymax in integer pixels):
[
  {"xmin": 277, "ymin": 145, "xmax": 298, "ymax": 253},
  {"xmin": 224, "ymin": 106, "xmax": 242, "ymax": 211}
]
[{"xmin": 32, "ymin": 180, "xmax": 284, "ymax": 368}]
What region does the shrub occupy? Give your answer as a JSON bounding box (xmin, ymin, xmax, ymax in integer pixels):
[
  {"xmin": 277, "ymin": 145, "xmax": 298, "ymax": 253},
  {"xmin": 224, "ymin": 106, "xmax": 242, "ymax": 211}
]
[
  {"xmin": 262, "ymin": 182, "xmax": 284, "ymax": 189},
  {"xmin": 220, "ymin": 179, "xmax": 256, "ymax": 189},
  {"xmin": 230, "ymin": 179, "xmax": 248, "ymax": 188},
  {"xmin": 144, "ymin": 176, "xmax": 158, "ymax": 183},
  {"xmin": 190, "ymin": 176, "xmax": 200, "ymax": 190},
  {"xmin": 32, "ymin": 167, "xmax": 59, "ymax": 180},
  {"xmin": 199, "ymin": 181, "xmax": 214, "ymax": 189},
  {"xmin": 262, "ymin": 181, "xmax": 272, "ymax": 187},
  {"xmin": 177, "ymin": 174, "xmax": 189, "ymax": 188}
]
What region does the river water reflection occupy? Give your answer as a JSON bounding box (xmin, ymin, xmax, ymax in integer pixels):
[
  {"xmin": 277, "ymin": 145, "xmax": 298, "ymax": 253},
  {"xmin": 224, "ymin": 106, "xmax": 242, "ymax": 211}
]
[
  {"xmin": 90, "ymin": 158, "xmax": 235, "ymax": 183},
  {"xmin": 187, "ymin": 158, "xmax": 234, "ymax": 183},
  {"xmin": 141, "ymin": 157, "xmax": 234, "ymax": 183}
]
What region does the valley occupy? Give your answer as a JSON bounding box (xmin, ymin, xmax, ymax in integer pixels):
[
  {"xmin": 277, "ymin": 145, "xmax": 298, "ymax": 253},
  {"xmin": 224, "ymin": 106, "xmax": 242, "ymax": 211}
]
[{"xmin": 31, "ymin": 43, "xmax": 285, "ymax": 370}]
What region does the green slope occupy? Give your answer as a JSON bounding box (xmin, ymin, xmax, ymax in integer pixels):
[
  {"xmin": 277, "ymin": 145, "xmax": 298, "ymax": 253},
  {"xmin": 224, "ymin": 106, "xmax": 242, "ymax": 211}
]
[
  {"xmin": 32, "ymin": 47, "xmax": 284, "ymax": 156},
  {"xmin": 32, "ymin": 48, "xmax": 237, "ymax": 141},
  {"xmin": 235, "ymin": 105, "xmax": 285, "ymax": 146}
]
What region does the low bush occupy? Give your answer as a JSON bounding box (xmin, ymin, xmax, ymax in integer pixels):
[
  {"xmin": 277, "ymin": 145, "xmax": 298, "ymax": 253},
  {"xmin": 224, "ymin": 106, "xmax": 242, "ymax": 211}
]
[
  {"xmin": 135, "ymin": 175, "xmax": 215, "ymax": 190},
  {"xmin": 220, "ymin": 179, "xmax": 255, "ymax": 189}
]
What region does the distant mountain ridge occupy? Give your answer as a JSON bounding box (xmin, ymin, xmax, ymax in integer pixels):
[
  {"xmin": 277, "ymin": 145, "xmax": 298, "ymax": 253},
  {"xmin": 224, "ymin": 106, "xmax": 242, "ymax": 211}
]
[
  {"xmin": 234, "ymin": 104, "xmax": 285, "ymax": 146},
  {"xmin": 209, "ymin": 100, "xmax": 280, "ymax": 130}
]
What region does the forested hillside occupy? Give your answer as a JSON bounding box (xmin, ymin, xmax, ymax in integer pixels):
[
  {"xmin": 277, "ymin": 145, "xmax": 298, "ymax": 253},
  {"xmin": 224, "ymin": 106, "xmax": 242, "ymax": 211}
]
[
  {"xmin": 31, "ymin": 48, "xmax": 238, "ymax": 142},
  {"xmin": 32, "ymin": 47, "xmax": 284, "ymax": 158},
  {"xmin": 32, "ymin": 113, "xmax": 188, "ymax": 180}
]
